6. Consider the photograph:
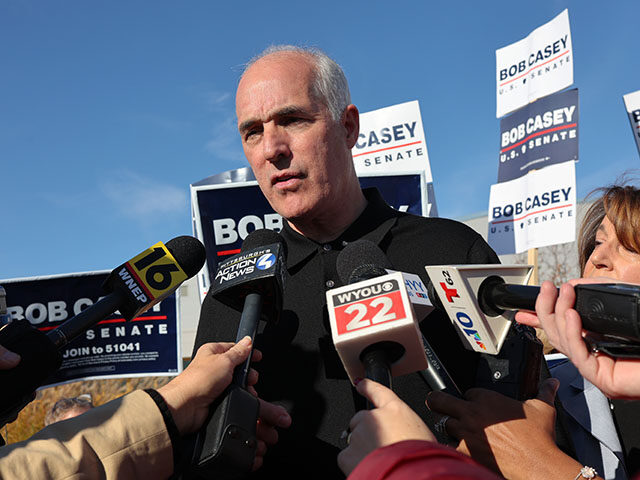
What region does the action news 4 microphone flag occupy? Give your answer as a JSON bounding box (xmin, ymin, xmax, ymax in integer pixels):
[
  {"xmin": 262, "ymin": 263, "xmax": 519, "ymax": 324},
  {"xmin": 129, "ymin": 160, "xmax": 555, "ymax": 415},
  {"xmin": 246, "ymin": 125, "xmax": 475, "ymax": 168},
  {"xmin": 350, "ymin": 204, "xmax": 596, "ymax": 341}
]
[
  {"xmin": 498, "ymin": 88, "xmax": 579, "ymax": 182},
  {"xmin": 1, "ymin": 271, "xmax": 181, "ymax": 387},
  {"xmin": 623, "ymin": 89, "xmax": 640, "ymax": 157},
  {"xmin": 496, "ymin": 9, "xmax": 573, "ymax": 118}
]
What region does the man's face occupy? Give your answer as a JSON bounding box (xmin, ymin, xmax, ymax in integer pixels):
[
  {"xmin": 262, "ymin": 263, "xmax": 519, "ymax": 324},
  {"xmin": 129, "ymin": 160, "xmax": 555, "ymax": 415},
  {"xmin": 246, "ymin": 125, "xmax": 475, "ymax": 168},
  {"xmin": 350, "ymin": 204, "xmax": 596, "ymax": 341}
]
[{"xmin": 236, "ymin": 52, "xmax": 357, "ymax": 223}]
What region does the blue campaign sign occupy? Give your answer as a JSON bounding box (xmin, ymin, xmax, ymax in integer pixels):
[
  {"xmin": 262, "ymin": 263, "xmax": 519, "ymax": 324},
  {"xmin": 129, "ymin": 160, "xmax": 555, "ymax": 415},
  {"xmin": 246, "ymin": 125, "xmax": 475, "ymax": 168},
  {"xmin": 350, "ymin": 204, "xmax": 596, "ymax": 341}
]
[
  {"xmin": 1, "ymin": 271, "xmax": 180, "ymax": 387},
  {"xmin": 498, "ymin": 88, "xmax": 579, "ymax": 182},
  {"xmin": 191, "ymin": 172, "xmax": 426, "ymax": 290}
]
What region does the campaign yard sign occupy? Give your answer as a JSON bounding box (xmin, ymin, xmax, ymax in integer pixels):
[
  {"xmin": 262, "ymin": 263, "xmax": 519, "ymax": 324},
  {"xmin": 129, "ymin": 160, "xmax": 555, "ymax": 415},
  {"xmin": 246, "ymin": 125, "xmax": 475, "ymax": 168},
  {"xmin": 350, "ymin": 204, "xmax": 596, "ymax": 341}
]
[
  {"xmin": 488, "ymin": 161, "xmax": 576, "ymax": 255},
  {"xmin": 352, "ymin": 100, "xmax": 434, "ymax": 183},
  {"xmin": 623, "ymin": 89, "xmax": 640, "ymax": 156},
  {"xmin": 498, "ymin": 88, "xmax": 578, "ymax": 182},
  {"xmin": 496, "ymin": 9, "xmax": 573, "ymax": 118},
  {"xmin": 1, "ymin": 271, "xmax": 181, "ymax": 387}
]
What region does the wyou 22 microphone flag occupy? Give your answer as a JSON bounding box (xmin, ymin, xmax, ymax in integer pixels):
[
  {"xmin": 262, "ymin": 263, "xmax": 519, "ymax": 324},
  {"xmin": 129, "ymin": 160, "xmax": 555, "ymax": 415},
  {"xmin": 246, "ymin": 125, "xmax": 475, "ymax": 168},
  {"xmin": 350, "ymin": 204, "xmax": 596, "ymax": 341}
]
[
  {"xmin": 498, "ymin": 88, "xmax": 578, "ymax": 183},
  {"xmin": 496, "ymin": 9, "xmax": 573, "ymax": 118},
  {"xmin": 0, "ymin": 271, "xmax": 181, "ymax": 388},
  {"xmin": 488, "ymin": 161, "xmax": 576, "ymax": 255}
]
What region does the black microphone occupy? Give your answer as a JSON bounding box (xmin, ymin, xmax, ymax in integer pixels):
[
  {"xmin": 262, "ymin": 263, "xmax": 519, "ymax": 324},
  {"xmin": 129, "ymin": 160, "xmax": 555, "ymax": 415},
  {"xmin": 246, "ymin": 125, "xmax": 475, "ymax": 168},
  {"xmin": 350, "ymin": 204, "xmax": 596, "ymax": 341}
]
[
  {"xmin": 335, "ymin": 240, "xmax": 400, "ymax": 389},
  {"xmin": 49, "ymin": 235, "xmax": 205, "ymax": 348},
  {"xmin": 330, "ymin": 240, "xmax": 445, "ymax": 403},
  {"xmin": 0, "ymin": 236, "xmax": 206, "ymax": 426},
  {"xmin": 189, "ymin": 229, "xmax": 286, "ymax": 479},
  {"xmin": 450, "ymin": 274, "xmax": 640, "ymax": 358},
  {"xmin": 334, "ymin": 242, "xmax": 462, "ymax": 396}
]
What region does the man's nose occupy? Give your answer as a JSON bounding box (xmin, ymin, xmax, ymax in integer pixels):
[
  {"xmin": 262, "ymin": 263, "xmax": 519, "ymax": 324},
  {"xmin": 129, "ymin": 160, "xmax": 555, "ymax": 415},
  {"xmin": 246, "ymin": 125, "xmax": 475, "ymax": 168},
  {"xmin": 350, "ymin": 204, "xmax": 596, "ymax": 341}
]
[{"xmin": 262, "ymin": 126, "xmax": 291, "ymax": 163}]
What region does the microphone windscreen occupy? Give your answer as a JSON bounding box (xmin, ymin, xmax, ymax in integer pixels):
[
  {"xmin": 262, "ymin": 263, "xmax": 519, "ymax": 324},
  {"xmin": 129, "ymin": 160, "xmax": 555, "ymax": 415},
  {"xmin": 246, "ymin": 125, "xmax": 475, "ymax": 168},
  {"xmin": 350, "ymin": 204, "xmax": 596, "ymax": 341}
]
[
  {"xmin": 241, "ymin": 229, "xmax": 287, "ymax": 258},
  {"xmin": 165, "ymin": 236, "xmax": 206, "ymax": 278},
  {"xmin": 337, "ymin": 240, "xmax": 392, "ymax": 284}
]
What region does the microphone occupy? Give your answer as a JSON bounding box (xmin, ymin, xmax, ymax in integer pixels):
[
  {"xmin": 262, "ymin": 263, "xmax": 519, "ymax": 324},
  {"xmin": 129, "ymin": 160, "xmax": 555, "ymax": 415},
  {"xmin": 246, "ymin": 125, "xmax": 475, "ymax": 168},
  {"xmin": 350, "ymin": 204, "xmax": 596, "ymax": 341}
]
[
  {"xmin": 190, "ymin": 229, "xmax": 286, "ymax": 479},
  {"xmin": 423, "ymin": 265, "xmax": 544, "ymax": 400},
  {"xmin": 50, "ymin": 236, "xmax": 206, "ymax": 348},
  {"xmin": 426, "ymin": 266, "xmax": 640, "ymax": 358},
  {"xmin": 424, "ymin": 265, "xmax": 534, "ymax": 354},
  {"xmin": 327, "ymin": 240, "xmax": 430, "ymax": 392},
  {"xmin": 0, "ymin": 236, "xmax": 206, "ymax": 425}
]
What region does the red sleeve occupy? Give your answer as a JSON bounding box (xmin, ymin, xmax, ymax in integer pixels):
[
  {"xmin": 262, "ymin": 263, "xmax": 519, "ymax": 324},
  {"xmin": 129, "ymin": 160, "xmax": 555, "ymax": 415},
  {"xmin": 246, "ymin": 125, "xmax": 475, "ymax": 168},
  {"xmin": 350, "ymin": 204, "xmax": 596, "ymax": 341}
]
[{"xmin": 348, "ymin": 440, "xmax": 501, "ymax": 480}]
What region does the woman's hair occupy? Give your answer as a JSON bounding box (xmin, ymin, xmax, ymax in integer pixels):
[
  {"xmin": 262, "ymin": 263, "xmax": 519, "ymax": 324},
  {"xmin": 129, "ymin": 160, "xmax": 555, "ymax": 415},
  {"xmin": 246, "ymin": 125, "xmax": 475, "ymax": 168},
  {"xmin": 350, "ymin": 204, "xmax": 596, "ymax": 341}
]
[{"xmin": 578, "ymin": 181, "xmax": 640, "ymax": 273}]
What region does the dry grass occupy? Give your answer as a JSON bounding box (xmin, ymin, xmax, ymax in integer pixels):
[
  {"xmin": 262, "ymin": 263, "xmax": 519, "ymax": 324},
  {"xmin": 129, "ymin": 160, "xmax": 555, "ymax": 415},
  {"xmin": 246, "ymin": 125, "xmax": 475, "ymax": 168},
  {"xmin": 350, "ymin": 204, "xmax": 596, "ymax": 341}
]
[{"xmin": 2, "ymin": 375, "xmax": 174, "ymax": 444}]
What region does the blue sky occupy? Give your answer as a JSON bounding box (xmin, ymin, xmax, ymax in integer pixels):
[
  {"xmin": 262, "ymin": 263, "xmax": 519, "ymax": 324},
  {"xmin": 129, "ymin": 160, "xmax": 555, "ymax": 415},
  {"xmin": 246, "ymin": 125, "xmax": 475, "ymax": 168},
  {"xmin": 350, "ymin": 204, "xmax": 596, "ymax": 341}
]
[{"xmin": 2, "ymin": 1, "xmax": 639, "ymax": 279}]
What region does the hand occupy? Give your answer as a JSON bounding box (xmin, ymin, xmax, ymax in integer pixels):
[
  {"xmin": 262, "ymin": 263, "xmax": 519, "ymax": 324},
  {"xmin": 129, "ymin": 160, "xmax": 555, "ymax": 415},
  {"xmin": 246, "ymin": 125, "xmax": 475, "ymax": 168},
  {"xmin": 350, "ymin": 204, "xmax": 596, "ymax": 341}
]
[
  {"xmin": 563, "ymin": 303, "xmax": 640, "ymax": 399},
  {"xmin": 252, "ymin": 398, "xmax": 292, "ymax": 471},
  {"xmin": 426, "ymin": 379, "xmax": 592, "ymax": 480},
  {"xmin": 516, "ymin": 278, "xmax": 640, "ymax": 399},
  {"xmin": 337, "ymin": 379, "xmax": 435, "ymax": 476},
  {"xmin": 158, "ymin": 336, "xmax": 258, "ymax": 434},
  {"xmin": 0, "ymin": 344, "xmax": 20, "ymax": 370}
]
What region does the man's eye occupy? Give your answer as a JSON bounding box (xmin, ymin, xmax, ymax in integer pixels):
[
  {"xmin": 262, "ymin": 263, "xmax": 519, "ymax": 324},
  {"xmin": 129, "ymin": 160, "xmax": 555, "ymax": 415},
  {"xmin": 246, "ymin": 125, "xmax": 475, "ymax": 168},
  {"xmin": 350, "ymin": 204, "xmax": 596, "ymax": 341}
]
[
  {"xmin": 282, "ymin": 117, "xmax": 304, "ymax": 126},
  {"xmin": 245, "ymin": 129, "xmax": 260, "ymax": 140}
]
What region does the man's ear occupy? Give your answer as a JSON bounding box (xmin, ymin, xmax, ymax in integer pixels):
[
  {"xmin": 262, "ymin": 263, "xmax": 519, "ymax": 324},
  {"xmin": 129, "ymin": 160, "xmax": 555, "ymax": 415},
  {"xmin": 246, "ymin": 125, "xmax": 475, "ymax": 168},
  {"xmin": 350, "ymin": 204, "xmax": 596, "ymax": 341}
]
[{"xmin": 342, "ymin": 104, "xmax": 360, "ymax": 149}]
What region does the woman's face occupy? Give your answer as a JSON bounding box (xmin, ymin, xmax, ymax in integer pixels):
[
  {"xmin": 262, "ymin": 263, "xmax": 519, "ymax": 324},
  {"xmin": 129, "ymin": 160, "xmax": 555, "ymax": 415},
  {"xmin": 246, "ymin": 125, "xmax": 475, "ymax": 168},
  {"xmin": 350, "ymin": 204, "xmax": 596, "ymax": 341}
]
[{"xmin": 583, "ymin": 216, "xmax": 640, "ymax": 283}]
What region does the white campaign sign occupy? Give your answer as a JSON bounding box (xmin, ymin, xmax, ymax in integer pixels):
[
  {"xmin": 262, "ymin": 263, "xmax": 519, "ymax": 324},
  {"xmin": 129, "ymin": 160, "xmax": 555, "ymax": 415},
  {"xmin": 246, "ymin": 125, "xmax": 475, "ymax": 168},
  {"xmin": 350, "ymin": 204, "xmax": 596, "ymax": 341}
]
[
  {"xmin": 623, "ymin": 89, "xmax": 640, "ymax": 156},
  {"xmin": 352, "ymin": 100, "xmax": 433, "ymax": 182},
  {"xmin": 488, "ymin": 161, "xmax": 576, "ymax": 254},
  {"xmin": 623, "ymin": 90, "xmax": 640, "ymax": 113},
  {"xmin": 496, "ymin": 9, "xmax": 573, "ymax": 118}
]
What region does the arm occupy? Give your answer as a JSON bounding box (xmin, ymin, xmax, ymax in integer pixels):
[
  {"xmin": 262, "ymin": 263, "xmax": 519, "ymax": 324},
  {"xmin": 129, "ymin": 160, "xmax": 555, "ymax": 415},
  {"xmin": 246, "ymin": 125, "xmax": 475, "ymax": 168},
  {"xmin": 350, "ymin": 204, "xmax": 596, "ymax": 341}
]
[
  {"xmin": 426, "ymin": 379, "xmax": 603, "ymax": 480},
  {"xmin": 0, "ymin": 338, "xmax": 291, "ymax": 478},
  {"xmin": 0, "ymin": 390, "xmax": 174, "ymax": 479},
  {"xmin": 337, "ymin": 379, "xmax": 436, "ymax": 476},
  {"xmin": 516, "ymin": 279, "xmax": 640, "ymax": 399},
  {"xmin": 339, "ymin": 380, "xmax": 499, "ymax": 480},
  {"xmin": 348, "ymin": 440, "xmax": 501, "ymax": 480}
]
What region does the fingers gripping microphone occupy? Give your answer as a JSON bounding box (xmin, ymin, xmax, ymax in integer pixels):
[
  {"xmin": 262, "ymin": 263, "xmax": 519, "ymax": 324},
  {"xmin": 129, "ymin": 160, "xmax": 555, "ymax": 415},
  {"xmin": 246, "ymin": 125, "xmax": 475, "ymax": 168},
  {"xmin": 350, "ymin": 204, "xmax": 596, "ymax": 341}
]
[
  {"xmin": 327, "ymin": 240, "xmax": 429, "ymax": 395},
  {"xmin": 190, "ymin": 229, "xmax": 285, "ymax": 479},
  {"xmin": 0, "ymin": 236, "xmax": 206, "ymax": 426}
]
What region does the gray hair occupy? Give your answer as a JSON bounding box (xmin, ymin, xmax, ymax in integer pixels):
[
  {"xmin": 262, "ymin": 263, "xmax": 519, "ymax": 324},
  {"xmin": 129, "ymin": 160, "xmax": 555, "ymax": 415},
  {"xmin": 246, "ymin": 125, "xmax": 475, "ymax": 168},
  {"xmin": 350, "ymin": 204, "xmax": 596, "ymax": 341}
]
[
  {"xmin": 243, "ymin": 45, "xmax": 351, "ymax": 122},
  {"xmin": 44, "ymin": 394, "xmax": 94, "ymax": 426}
]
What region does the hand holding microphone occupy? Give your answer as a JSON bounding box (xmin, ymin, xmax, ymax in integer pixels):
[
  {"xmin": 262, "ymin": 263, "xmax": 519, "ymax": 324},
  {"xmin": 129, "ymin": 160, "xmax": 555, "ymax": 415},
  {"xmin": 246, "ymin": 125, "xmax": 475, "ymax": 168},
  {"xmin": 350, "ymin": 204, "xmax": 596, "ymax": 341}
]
[
  {"xmin": 189, "ymin": 229, "xmax": 287, "ymax": 478},
  {"xmin": 516, "ymin": 278, "xmax": 640, "ymax": 399},
  {"xmin": 337, "ymin": 379, "xmax": 436, "ymax": 476}
]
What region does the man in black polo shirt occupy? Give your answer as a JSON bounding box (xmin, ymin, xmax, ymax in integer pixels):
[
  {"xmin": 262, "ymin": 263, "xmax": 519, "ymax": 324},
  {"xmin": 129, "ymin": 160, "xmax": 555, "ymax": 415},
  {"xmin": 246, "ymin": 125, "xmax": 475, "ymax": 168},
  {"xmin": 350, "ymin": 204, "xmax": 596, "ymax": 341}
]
[{"xmin": 193, "ymin": 45, "xmax": 499, "ymax": 478}]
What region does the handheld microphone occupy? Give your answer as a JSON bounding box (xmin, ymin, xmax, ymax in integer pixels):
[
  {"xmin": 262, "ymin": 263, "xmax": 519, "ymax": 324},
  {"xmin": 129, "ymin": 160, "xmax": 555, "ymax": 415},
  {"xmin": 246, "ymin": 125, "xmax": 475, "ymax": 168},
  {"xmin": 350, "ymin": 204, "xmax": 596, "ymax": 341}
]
[
  {"xmin": 426, "ymin": 267, "xmax": 640, "ymax": 358},
  {"xmin": 327, "ymin": 240, "xmax": 429, "ymax": 391},
  {"xmin": 0, "ymin": 236, "xmax": 206, "ymax": 426},
  {"xmin": 190, "ymin": 229, "xmax": 286, "ymax": 479},
  {"xmin": 424, "ymin": 264, "xmax": 544, "ymax": 400}
]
